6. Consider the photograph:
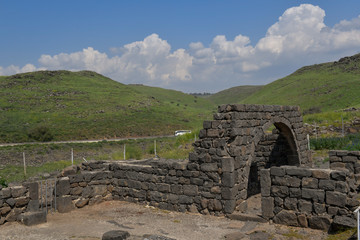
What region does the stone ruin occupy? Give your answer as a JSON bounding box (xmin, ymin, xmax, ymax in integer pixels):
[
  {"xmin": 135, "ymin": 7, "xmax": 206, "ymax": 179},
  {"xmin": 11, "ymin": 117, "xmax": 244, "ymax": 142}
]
[{"xmin": 0, "ymin": 104, "xmax": 359, "ymax": 231}]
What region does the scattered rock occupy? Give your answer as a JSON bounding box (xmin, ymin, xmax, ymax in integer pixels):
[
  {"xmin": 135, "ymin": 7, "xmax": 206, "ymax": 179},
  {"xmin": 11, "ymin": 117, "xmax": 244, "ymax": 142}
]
[{"xmin": 102, "ymin": 230, "xmax": 130, "ymax": 240}]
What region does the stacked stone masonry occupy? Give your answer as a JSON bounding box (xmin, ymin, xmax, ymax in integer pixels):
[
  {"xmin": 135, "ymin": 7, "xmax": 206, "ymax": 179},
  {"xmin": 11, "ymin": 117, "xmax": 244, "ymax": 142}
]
[{"xmin": 261, "ymin": 165, "xmax": 359, "ymax": 231}]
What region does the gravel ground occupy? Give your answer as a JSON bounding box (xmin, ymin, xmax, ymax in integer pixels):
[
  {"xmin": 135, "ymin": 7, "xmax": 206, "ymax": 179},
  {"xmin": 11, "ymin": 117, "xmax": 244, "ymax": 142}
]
[{"xmin": 0, "ymin": 200, "xmax": 328, "ymax": 240}]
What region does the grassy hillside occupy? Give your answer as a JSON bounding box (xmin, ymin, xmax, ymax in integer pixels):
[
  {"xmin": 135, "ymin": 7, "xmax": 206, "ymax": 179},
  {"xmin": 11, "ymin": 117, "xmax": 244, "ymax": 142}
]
[
  {"xmin": 0, "ymin": 71, "xmax": 215, "ymax": 143},
  {"xmin": 241, "ymin": 54, "xmax": 360, "ymax": 112},
  {"xmin": 207, "ymin": 85, "xmax": 263, "ymax": 105}
]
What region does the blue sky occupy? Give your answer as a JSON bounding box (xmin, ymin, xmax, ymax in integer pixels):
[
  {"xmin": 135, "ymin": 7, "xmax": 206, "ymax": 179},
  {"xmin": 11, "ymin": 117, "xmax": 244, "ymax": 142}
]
[{"xmin": 1, "ymin": 1, "xmax": 360, "ymax": 92}]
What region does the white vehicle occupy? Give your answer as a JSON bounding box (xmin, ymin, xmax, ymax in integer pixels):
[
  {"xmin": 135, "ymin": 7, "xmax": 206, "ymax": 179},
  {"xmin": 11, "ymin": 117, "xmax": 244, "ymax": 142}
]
[{"xmin": 174, "ymin": 130, "xmax": 192, "ymax": 136}]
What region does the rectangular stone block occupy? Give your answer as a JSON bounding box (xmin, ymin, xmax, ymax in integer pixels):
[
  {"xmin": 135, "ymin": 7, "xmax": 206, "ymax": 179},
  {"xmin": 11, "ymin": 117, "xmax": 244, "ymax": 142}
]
[
  {"xmin": 301, "ymin": 177, "xmax": 318, "ymax": 189},
  {"xmin": 221, "ymin": 187, "xmax": 236, "ymax": 200},
  {"xmin": 260, "ymin": 169, "xmax": 271, "ymax": 197},
  {"xmin": 302, "ymin": 188, "xmax": 324, "ymax": 203},
  {"xmin": 221, "ymin": 157, "xmax": 235, "ymax": 172},
  {"xmin": 19, "ymin": 211, "xmax": 47, "ymax": 226},
  {"xmin": 56, "ymin": 196, "xmax": 75, "ymax": 213},
  {"xmin": 285, "ymin": 167, "xmax": 312, "ymax": 177},
  {"xmin": 27, "ymin": 182, "xmax": 39, "ymax": 200},
  {"xmin": 270, "ymin": 167, "xmax": 285, "ymax": 177},
  {"xmin": 222, "ymin": 172, "xmax": 235, "ymax": 187},
  {"xmin": 262, "ymin": 197, "xmax": 274, "ymax": 219},
  {"xmin": 326, "ymin": 191, "xmax": 347, "ymax": 207}
]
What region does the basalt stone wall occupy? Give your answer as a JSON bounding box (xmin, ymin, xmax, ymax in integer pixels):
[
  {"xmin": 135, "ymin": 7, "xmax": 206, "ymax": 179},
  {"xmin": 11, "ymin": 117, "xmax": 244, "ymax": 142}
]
[
  {"xmin": 191, "ymin": 104, "xmax": 310, "ymax": 213},
  {"xmin": 0, "ymin": 182, "xmax": 39, "ymax": 225},
  {"xmin": 329, "ymin": 150, "xmax": 360, "ymax": 178},
  {"xmin": 261, "ymin": 166, "xmax": 358, "ymax": 231}
]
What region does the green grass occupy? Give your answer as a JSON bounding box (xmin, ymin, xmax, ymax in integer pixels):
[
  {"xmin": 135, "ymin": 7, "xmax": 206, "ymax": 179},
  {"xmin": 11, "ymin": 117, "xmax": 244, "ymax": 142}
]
[
  {"xmin": 241, "ymin": 53, "xmax": 360, "ymax": 112},
  {"xmin": 304, "ymin": 111, "xmax": 359, "ymax": 127},
  {"xmin": 207, "ymin": 85, "xmax": 263, "ymax": 105},
  {"xmin": 0, "ymin": 70, "xmax": 215, "ymax": 143},
  {"xmin": 310, "ymin": 133, "xmax": 360, "ymax": 150},
  {"xmin": 0, "ymin": 160, "xmax": 79, "ymax": 186}
]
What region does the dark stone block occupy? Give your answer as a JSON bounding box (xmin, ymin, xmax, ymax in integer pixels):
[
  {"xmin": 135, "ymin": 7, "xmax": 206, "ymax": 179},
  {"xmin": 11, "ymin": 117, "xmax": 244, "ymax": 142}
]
[
  {"xmin": 308, "ymin": 216, "xmax": 331, "ymax": 231},
  {"xmin": 330, "ymin": 171, "xmax": 346, "ymax": 181},
  {"xmin": 56, "ymin": 177, "xmax": 70, "ymax": 197},
  {"xmin": 326, "ymin": 191, "xmax": 347, "ymax": 207},
  {"xmin": 27, "ymin": 199, "xmax": 39, "ymax": 212},
  {"xmin": 28, "ymin": 182, "xmax": 39, "ymax": 200},
  {"xmin": 298, "ymin": 200, "xmax": 312, "ymax": 214},
  {"xmin": 301, "ymin": 177, "xmax": 318, "ymax": 189},
  {"xmin": 289, "ymin": 188, "xmax": 301, "ymax": 198},
  {"xmin": 285, "ymin": 167, "xmax": 312, "ymax": 177},
  {"xmin": 102, "ymin": 230, "xmax": 130, "ymax": 240},
  {"xmin": 260, "ymin": 169, "xmax": 271, "ymax": 197},
  {"xmin": 262, "ymin": 197, "xmax": 274, "ymax": 219},
  {"xmin": 57, "ymin": 196, "xmax": 75, "ymax": 213},
  {"xmin": 318, "ymin": 180, "xmax": 335, "ymax": 191},
  {"xmin": 222, "ymin": 172, "xmax": 235, "ymax": 187},
  {"xmin": 183, "ymin": 185, "xmax": 198, "ymax": 196},
  {"xmin": 332, "ymin": 216, "xmax": 356, "ymax": 230},
  {"xmin": 302, "ymin": 188, "xmax": 324, "ymax": 203},
  {"xmin": 271, "ymin": 186, "xmax": 289, "ymax": 198},
  {"xmin": 19, "ymin": 211, "xmax": 47, "ymax": 226},
  {"xmin": 273, "ymin": 210, "xmax": 298, "ymax": 227}
]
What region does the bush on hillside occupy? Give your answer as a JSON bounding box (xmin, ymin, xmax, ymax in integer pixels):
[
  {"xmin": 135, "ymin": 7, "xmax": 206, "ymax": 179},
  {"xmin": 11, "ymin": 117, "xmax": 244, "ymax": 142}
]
[{"xmin": 28, "ymin": 125, "xmax": 54, "ymax": 142}]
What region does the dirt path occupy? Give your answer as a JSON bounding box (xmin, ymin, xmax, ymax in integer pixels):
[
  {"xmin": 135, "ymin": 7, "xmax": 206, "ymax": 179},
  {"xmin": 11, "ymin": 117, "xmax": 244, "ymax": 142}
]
[{"xmin": 0, "ymin": 201, "xmax": 328, "ymax": 240}]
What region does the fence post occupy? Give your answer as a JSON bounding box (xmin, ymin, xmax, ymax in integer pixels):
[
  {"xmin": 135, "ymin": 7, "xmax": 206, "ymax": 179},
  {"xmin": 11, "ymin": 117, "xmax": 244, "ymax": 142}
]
[
  {"xmin": 123, "ymin": 144, "xmax": 126, "ymax": 160},
  {"xmin": 341, "ymin": 115, "xmax": 344, "ymax": 137},
  {"xmin": 307, "ymin": 134, "xmax": 310, "ymax": 150},
  {"xmin": 54, "ymin": 179, "xmax": 57, "ymax": 213},
  {"xmin": 71, "ymin": 148, "xmax": 74, "ymax": 166},
  {"xmin": 154, "ymin": 140, "xmax": 157, "ymax": 157},
  {"xmin": 23, "ymin": 152, "xmax": 26, "ymax": 177}
]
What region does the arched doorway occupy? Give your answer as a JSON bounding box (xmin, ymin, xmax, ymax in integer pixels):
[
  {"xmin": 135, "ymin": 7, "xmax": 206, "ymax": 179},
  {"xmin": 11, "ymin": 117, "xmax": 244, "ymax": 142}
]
[{"xmin": 247, "ymin": 122, "xmax": 300, "ymax": 197}]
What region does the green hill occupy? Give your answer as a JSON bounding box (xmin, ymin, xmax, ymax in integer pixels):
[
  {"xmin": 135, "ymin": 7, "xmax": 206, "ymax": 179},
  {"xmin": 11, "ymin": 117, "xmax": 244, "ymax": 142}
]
[
  {"xmin": 241, "ymin": 54, "xmax": 360, "ymax": 113},
  {"xmin": 207, "ymin": 85, "xmax": 263, "ymax": 105},
  {"xmin": 0, "ymin": 71, "xmax": 215, "ymax": 143}
]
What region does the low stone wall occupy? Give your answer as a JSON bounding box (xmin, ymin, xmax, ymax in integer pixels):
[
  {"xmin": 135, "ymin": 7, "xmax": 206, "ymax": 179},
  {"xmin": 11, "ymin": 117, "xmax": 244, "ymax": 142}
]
[
  {"xmin": 261, "ymin": 165, "xmax": 358, "ymax": 230},
  {"xmin": 329, "ymin": 150, "xmax": 360, "ymax": 181},
  {"xmin": 0, "ymin": 182, "xmax": 39, "ymax": 225}
]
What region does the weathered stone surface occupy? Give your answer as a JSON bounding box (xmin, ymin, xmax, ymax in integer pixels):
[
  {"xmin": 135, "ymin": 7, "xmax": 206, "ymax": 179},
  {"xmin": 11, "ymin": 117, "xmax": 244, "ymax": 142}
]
[
  {"xmin": 11, "ymin": 186, "xmax": 26, "ymax": 198},
  {"xmin": 308, "ymin": 216, "xmax": 331, "ymax": 231},
  {"xmin": 262, "ymin": 197, "xmax": 274, "ymax": 219},
  {"xmin": 330, "ymin": 171, "xmax": 346, "ymax": 181},
  {"xmin": 301, "ymin": 188, "xmax": 324, "ymax": 203},
  {"xmin": 271, "ymin": 186, "xmax": 289, "ymax": 198},
  {"xmin": 285, "ymin": 167, "xmax": 312, "ymax": 177},
  {"xmin": 56, "ymin": 177, "xmax": 70, "ymax": 196},
  {"xmin": 260, "ymin": 169, "xmax": 271, "ymax": 197},
  {"xmin": 332, "ymin": 216, "xmax": 357, "ymax": 229},
  {"xmin": 326, "ymin": 191, "xmax": 347, "ymax": 207},
  {"xmin": 273, "ymin": 210, "xmax": 298, "ymax": 227},
  {"xmin": 270, "ymin": 167, "xmax": 285, "ymax": 177},
  {"xmin": 57, "ymin": 196, "xmax": 75, "ymax": 213},
  {"xmin": 19, "ymin": 211, "xmax": 47, "ymax": 226},
  {"xmin": 301, "ymin": 177, "xmax": 318, "ymax": 189},
  {"xmin": 102, "ymin": 230, "xmax": 130, "ymax": 240},
  {"xmin": 298, "ymin": 200, "xmax": 312, "ymax": 214},
  {"xmin": 298, "ymin": 214, "xmax": 308, "ymax": 228},
  {"xmin": 75, "ymin": 198, "xmax": 89, "ymax": 208},
  {"xmin": 312, "ymin": 169, "xmax": 330, "ymax": 179}
]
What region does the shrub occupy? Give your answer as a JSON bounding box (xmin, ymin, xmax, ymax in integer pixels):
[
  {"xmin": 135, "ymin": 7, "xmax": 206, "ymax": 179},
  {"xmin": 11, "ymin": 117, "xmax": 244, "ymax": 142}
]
[{"xmin": 28, "ymin": 125, "xmax": 54, "ymax": 142}]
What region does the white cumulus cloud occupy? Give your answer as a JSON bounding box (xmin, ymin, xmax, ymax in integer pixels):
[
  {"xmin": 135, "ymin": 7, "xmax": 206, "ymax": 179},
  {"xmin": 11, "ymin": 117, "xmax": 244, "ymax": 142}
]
[{"xmin": 1, "ymin": 4, "xmax": 360, "ymax": 92}]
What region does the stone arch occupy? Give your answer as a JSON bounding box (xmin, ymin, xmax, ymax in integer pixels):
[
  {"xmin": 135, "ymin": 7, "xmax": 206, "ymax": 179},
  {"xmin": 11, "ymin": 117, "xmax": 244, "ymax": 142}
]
[
  {"xmin": 247, "ymin": 118, "xmax": 300, "ymax": 197},
  {"xmin": 191, "ymin": 104, "xmax": 311, "ymax": 214}
]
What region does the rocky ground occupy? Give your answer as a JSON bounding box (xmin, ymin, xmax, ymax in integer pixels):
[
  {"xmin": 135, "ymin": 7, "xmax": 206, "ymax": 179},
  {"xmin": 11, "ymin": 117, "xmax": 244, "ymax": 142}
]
[{"xmin": 0, "ymin": 200, "xmax": 331, "ymax": 240}]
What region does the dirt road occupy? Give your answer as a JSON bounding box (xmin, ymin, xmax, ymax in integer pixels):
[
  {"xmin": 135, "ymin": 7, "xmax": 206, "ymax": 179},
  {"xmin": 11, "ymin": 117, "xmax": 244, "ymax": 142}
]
[{"xmin": 0, "ymin": 200, "xmax": 329, "ymax": 240}]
